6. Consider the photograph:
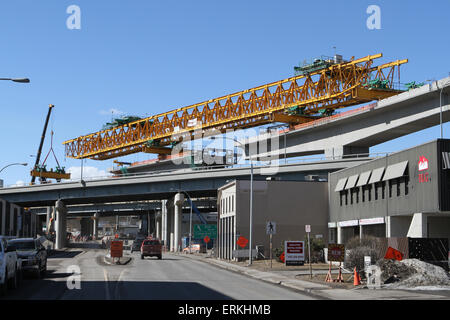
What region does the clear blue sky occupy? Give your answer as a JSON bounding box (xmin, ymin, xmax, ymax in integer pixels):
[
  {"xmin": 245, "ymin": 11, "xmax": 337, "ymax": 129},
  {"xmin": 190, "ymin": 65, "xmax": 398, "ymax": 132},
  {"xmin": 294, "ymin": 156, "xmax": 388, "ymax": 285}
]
[{"xmin": 0, "ymin": 0, "xmax": 449, "ymax": 186}]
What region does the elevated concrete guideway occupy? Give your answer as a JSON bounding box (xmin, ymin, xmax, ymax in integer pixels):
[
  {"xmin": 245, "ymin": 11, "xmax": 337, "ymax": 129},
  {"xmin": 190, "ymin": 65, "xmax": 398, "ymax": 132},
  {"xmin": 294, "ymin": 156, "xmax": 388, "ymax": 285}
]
[
  {"xmin": 249, "ymin": 77, "xmax": 450, "ymax": 159},
  {"xmin": 0, "ymin": 157, "xmax": 371, "ymax": 207}
]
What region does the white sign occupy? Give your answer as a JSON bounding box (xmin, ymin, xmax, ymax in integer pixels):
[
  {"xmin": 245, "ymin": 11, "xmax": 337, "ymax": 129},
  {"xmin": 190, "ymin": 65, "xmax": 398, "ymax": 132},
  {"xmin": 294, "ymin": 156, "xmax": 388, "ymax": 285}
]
[
  {"xmin": 359, "ymin": 217, "xmax": 385, "ymax": 226},
  {"xmin": 305, "ymin": 225, "xmax": 311, "ymax": 233},
  {"xmin": 284, "ymin": 241, "xmax": 305, "ymax": 266},
  {"xmin": 266, "ymin": 221, "xmax": 276, "ymax": 235},
  {"xmin": 187, "ymin": 118, "xmax": 198, "ymax": 127},
  {"xmin": 364, "ymin": 256, "xmax": 371, "ymax": 272},
  {"xmin": 338, "ymin": 219, "xmax": 359, "ymax": 227}
]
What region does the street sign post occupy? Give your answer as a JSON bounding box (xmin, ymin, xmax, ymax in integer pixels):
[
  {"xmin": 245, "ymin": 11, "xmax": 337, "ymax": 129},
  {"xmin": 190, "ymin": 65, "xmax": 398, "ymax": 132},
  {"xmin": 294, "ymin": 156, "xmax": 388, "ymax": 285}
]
[
  {"xmin": 325, "ymin": 244, "xmax": 346, "ymax": 282},
  {"xmin": 305, "ymin": 225, "xmax": 312, "ymax": 278},
  {"xmin": 266, "ymin": 221, "xmax": 276, "ymax": 268}
]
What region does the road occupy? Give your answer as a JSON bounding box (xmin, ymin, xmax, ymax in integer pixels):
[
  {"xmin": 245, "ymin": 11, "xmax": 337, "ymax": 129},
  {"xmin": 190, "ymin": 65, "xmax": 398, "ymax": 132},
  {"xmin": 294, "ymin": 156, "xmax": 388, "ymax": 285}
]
[{"xmin": 1, "ymin": 246, "xmax": 317, "ymax": 300}]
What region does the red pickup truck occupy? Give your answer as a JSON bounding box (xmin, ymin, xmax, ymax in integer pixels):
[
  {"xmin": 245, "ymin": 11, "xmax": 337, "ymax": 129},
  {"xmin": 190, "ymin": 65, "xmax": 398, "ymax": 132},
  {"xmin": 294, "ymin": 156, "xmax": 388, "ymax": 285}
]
[{"xmin": 140, "ymin": 238, "xmax": 162, "ymax": 260}]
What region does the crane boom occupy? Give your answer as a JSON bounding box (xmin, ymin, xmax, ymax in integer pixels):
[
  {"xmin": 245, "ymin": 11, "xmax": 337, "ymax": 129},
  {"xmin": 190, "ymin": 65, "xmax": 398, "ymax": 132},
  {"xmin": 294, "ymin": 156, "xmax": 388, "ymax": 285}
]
[
  {"xmin": 31, "ymin": 104, "xmax": 54, "ymax": 184},
  {"xmin": 63, "ymin": 53, "xmax": 408, "ymax": 160}
]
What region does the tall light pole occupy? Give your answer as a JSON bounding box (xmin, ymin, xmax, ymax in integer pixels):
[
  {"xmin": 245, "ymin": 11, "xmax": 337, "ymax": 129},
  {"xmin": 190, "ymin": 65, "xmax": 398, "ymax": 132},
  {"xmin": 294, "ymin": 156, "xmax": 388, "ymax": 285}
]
[
  {"xmin": 437, "ymin": 79, "xmax": 450, "ymax": 139},
  {"xmin": 0, "ymin": 78, "xmax": 30, "ymax": 83},
  {"xmin": 0, "ymin": 162, "xmax": 28, "ymax": 174},
  {"xmin": 212, "ymin": 136, "xmax": 254, "ymax": 265}
]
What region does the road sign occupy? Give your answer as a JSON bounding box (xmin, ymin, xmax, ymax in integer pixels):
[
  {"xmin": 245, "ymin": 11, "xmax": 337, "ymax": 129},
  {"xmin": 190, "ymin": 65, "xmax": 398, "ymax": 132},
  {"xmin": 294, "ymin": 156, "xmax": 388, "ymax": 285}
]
[
  {"xmin": 327, "ymin": 244, "xmax": 345, "ymax": 262},
  {"xmin": 203, "ymin": 236, "xmax": 210, "ymax": 244},
  {"xmin": 305, "ymin": 225, "xmax": 311, "ymax": 233},
  {"xmin": 284, "ymin": 241, "xmax": 305, "ymax": 266},
  {"xmin": 193, "ymin": 224, "xmax": 217, "ymax": 239},
  {"xmin": 266, "ymin": 221, "xmax": 276, "ymax": 235},
  {"xmin": 237, "ymin": 236, "xmax": 248, "ymax": 248},
  {"xmin": 364, "ymin": 256, "xmax": 371, "ymax": 273},
  {"xmin": 110, "ymin": 240, "xmax": 123, "ymax": 258}
]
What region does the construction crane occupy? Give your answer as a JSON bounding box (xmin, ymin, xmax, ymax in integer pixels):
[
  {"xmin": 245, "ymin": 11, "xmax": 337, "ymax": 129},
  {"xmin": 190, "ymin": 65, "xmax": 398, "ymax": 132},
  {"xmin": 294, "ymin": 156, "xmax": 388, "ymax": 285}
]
[
  {"xmin": 63, "ymin": 53, "xmax": 408, "ymax": 161},
  {"xmin": 31, "ymin": 104, "xmax": 71, "ymax": 183}
]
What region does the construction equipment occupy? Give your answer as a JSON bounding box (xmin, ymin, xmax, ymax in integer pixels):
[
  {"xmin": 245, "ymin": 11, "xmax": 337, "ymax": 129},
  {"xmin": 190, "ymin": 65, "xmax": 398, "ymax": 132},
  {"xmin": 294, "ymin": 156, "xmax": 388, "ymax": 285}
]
[
  {"xmin": 31, "ymin": 104, "xmax": 71, "ymax": 183},
  {"xmin": 63, "ymin": 53, "xmax": 408, "ymax": 161}
]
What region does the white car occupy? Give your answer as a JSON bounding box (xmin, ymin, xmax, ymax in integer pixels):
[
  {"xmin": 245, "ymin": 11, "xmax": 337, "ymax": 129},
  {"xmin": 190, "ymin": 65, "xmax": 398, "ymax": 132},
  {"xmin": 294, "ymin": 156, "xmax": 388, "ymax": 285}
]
[{"xmin": 0, "ymin": 236, "xmax": 21, "ymax": 295}]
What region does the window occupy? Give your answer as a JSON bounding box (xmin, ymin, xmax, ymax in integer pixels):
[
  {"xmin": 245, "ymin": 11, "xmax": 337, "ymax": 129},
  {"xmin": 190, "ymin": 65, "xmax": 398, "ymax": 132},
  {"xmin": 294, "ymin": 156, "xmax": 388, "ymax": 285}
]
[
  {"xmin": 381, "ymin": 182, "xmax": 385, "ymax": 199},
  {"xmin": 362, "ymin": 186, "xmax": 366, "ymax": 202},
  {"xmin": 396, "ymin": 178, "xmax": 401, "ymax": 197},
  {"xmin": 356, "ymin": 188, "xmax": 360, "ymax": 204},
  {"xmin": 345, "ymin": 190, "xmax": 348, "ymax": 205},
  {"xmin": 339, "ymin": 191, "xmax": 344, "ymax": 206},
  {"xmin": 368, "ymin": 185, "xmax": 372, "ymax": 201},
  {"xmin": 389, "ymin": 180, "xmax": 393, "ymax": 198},
  {"xmin": 374, "ymin": 183, "xmax": 378, "ymax": 200},
  {"xmin": 405, "ymin": 176, "xmax": 409, "ymax": 195}
]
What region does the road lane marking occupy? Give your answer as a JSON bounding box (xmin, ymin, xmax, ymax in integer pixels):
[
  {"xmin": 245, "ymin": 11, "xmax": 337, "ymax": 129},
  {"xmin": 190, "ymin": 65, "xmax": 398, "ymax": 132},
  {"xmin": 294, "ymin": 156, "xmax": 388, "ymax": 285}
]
[
  {"xmin": 113, "ymin": 269, "xmax": 126, "ymax": 300},
  {"xmin": 103, "ymin": 269, "xmax": 111, "ymax": 300}
]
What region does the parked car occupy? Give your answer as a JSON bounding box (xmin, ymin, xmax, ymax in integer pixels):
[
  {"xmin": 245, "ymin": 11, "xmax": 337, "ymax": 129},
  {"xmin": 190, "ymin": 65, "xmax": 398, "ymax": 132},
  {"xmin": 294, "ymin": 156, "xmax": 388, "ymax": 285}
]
[
  {"xmin": 140, "ymin": 238, "xmax": 162, "ymax": 260},
  {"xmin": 8, "ymin": 238, "xmax": 47, "ymax": 278},
  {"xmin": 130, "ymin": 235, "xmax": 146, "ymax": 253},
  {"xmin": 0, "ymin": 236, "xmax": 21, "ymax": 295}
]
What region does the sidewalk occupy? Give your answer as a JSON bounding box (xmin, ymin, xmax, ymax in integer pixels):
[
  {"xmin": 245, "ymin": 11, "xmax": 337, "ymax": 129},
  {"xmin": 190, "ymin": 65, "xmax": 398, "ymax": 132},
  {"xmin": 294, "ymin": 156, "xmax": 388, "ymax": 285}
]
[{"xmin": 178, "ymin": 252, "xmax": 450, "ymax": 300}]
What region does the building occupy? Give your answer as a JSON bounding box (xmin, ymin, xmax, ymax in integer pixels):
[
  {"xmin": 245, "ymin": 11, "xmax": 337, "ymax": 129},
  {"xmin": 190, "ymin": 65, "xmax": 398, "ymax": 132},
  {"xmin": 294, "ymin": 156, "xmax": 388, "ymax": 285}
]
[
  {"xmin": 217, "ymin": 180, "xmax": 328, "ymax": 260},
  {"xmin": 328, "ymin": 139, "xmax": 450, "ymax": 245},
  {"xmin": 0, "ymin": 198, "xmax": 38, "ymax": 237}
]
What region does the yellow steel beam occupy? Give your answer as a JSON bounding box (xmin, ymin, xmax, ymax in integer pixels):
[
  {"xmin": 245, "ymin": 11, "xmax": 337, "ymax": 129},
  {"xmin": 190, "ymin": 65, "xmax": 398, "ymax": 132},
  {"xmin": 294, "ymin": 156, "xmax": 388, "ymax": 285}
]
[{"xmin": 63, "ymin": 54, "xmax": 408, "ymax": 160}]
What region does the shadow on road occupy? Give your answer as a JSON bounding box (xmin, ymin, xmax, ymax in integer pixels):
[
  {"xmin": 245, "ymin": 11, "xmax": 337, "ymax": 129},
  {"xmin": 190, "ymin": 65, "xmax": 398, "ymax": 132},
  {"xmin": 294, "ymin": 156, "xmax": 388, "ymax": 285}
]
[
  {"xmin": 48, "ymin": 250, "xmax": 83, "ymax": 259},
  {"xmin": 1, "ymin": 280, "xmax": 234, "ymax": 300}
]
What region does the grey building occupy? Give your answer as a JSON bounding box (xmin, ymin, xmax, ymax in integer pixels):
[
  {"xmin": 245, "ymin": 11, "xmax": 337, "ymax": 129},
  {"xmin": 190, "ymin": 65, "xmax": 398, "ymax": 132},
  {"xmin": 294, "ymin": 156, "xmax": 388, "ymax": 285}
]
[
  {"xmin": 328, "ymin": 139, "xmax": 450, "ymax": 245},
  {"xmin": 0, "ymin": 198, "xmax": 38, "ymax": 237},
  {"xmin": 217, "ymin": 180, "xmax": 329, "ymax": 260}
]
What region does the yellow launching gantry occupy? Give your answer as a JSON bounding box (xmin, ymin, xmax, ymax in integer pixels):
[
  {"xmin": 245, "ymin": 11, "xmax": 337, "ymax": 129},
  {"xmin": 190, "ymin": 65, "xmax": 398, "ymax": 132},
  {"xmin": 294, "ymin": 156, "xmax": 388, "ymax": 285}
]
[{"xmin": 63, "ymin": 53, "xmax": 408, "ymax": 160}]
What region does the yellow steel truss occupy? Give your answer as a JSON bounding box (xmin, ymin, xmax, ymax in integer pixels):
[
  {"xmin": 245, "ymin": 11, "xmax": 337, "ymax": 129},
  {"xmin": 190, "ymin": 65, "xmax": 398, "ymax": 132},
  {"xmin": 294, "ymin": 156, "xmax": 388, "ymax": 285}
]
[{"xmin": 64, "ymin": 53, "xmax": 407, "ymax": 160}]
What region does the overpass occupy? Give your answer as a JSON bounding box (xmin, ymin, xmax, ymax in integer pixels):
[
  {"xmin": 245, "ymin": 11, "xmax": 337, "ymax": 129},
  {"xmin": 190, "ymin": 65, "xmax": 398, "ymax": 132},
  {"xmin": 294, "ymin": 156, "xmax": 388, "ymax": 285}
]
[
  {"xmin": 0, "ymin": 157, "xmax": 371, "ymax": 250},
  {"xmin": 248, "ymin": 77, "xmax": 450, "ymax": 159}
]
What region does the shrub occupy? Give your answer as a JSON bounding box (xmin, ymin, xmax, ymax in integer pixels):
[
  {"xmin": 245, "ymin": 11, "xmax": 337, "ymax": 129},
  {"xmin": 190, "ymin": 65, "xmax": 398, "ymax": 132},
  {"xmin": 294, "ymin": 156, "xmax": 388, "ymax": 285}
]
[{"xmin": 344, "ymin": 236, "xmax": 383, "ymax": 275}]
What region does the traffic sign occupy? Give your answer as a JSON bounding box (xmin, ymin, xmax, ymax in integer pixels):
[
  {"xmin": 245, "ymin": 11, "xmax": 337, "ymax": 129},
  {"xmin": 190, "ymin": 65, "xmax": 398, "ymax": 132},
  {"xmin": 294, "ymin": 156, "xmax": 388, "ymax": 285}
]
[
  {"xmin": 237, "ymin": 236, "xmax": 248, "ymax": 248},
  {"xmin": 110, "ymin": 240, "xmax": 123, "ymax": 258},
  {"xmin": 284, "ymin": 241, "xmax": 305, "ymax": 266},
  {"xmin": 203, "ymin": 236, "xmax": 210, "ymax": 243},
  {"xmin": 305, "ymin": 225, "xmax": 311, "ymax": 233},
  {"xmin": 327, "ymin": 244, "xmax": 345, "ymax": 262},
  {"xmin": 193, "ymin": 224, "xmax": 217, "ymax": 239},
  {"xmin": 266, "ymin": 221, "xmax": 276, "ymax": 235}
]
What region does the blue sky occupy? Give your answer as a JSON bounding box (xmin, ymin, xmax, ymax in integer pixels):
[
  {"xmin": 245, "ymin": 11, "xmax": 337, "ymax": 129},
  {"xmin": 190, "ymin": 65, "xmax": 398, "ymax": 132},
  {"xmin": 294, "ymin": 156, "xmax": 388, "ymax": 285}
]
[{"xmin": 0, "ymin": 0, "xmax": 449, "ymax": 186}]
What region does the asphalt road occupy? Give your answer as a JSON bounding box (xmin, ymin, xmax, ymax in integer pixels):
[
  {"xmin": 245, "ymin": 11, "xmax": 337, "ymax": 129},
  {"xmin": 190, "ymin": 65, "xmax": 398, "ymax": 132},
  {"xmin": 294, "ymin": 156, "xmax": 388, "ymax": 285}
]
[{"xmin": 1, "ymin": 247, "xmax": 317, "ymax": 300}]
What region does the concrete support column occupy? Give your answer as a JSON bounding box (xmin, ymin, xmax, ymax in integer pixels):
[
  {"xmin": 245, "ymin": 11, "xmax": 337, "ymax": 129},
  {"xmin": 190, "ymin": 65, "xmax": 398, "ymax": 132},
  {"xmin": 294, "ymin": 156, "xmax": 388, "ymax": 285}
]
[
  {"xmin": 93, "ymin": 212, "xmax": 99, "ymax": 240},
  {"xmin": 46, "ymin": 207, "xmax": 52, "ymax": 234},
  {"xmin": 359, "ymin": 224, "xmax": 364, "ymax": 239},
  {"xmin": 337, "ymin": 225, "xmax": 343, "ymax": 244},
  {"xmin": 407, "ymin": 213, "xmax": 428, "ymax": 238},
  {"xmin": 161, "ymin": 200, "xmax": 167, "ymax": 249},
  {"xmin": 55, "ymin": 200, "xmax": 67, "ymax": 250},
  {"xmin": 155, "ymin": 211, "xmax": 161, "ymax": 240},
  {"xmin": 174, "ymin": 193, "xmax": 184, "ymax": 252}
]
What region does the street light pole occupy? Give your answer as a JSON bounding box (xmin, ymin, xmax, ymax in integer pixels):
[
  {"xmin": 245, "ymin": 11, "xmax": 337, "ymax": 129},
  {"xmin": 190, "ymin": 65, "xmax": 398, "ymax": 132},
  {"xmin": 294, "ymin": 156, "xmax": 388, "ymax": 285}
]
[
  {"xmin": 0, "ymin": 162, "xmax": 28, "ymax": 174},
  {"xmin": 0, "ymin": 78, "xmax": 30, "ymax": 83}
]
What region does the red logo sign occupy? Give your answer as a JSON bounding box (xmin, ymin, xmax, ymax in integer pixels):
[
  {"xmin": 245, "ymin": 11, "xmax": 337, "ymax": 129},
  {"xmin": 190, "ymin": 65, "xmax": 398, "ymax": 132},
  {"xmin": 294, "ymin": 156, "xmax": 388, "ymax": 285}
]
[
  {"xmin": 236, "ymin": 236, "xmax": 248, "ymax": 248},
  {"xmin": 418, "ymin": 156, "xmax": 429, "ymax": 171},
  {"xmin": 203, "ymin": 236, "xmax": 210, "ymax": 244}
]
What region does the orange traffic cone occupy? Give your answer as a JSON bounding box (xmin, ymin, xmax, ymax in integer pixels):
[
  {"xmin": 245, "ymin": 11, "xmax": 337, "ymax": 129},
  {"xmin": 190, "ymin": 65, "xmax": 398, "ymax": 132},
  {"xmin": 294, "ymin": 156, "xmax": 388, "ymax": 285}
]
[{"xmin": 353, "ymin": 267, "xmax": 361, "ymax": 286}]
